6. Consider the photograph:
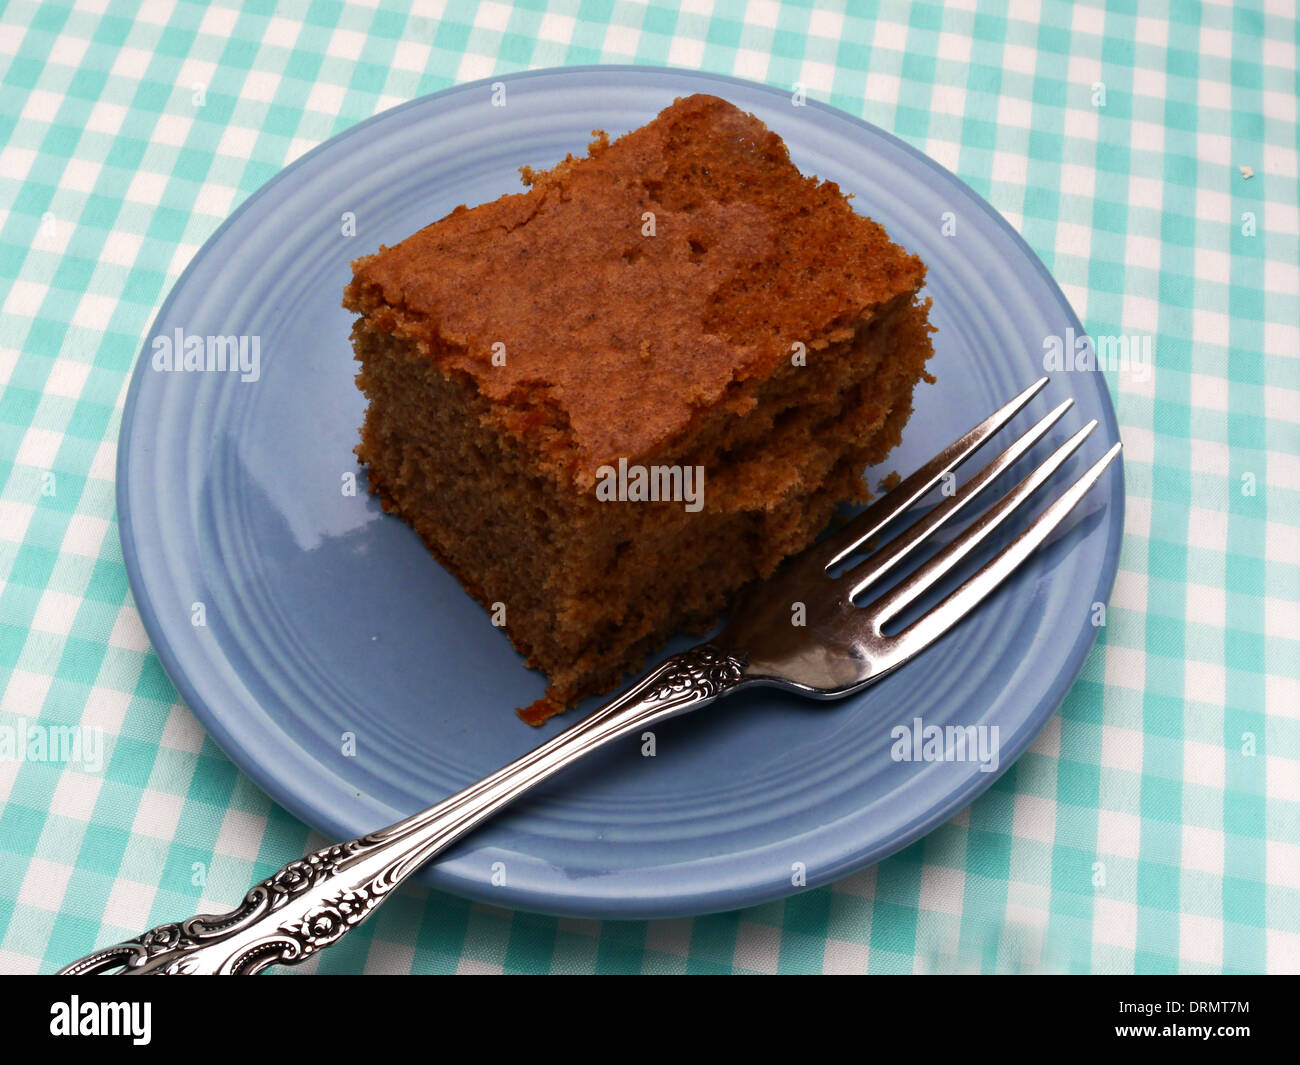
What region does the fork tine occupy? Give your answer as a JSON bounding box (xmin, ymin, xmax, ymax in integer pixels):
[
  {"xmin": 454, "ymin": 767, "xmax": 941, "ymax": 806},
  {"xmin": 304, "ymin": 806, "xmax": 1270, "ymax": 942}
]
[
  {"xmin": 863, "ymin": 418, "xmax": 1099, "ymax": 623},
  {"xmin": 885, "ymin": 442, "xmax": 1122, "ymax": 657},
  {"xmin": 843, "ymin": 398, "xmax": 1075, "ymax": 599},
  {"xmin": 820, "ymin": 376, "xmax": 1050, "ymax": 570}
]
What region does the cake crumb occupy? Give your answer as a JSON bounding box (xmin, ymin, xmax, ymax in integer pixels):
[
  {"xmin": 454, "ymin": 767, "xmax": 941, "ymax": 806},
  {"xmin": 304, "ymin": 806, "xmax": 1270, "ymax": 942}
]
[
  {"xmin": 518, "ymin": 690, "xmax": 566, "ymax": 727},
  {"xmin": 1239, "ymin": 165, "xmax": 1254, "ymax": 179}
]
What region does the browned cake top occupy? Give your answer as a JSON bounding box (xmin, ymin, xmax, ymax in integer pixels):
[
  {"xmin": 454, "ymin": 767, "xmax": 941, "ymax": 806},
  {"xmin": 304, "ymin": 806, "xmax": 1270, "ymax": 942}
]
[{"xmin": 345, "ymin": 93, "xmax": 926, "ymax": 476}]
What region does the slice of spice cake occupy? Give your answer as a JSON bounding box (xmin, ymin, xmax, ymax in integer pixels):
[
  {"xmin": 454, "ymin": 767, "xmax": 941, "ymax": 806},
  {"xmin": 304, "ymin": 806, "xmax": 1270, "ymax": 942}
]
[{"xmin": 344, "ymin": 93, "xmax": 935, "ymax": 724}]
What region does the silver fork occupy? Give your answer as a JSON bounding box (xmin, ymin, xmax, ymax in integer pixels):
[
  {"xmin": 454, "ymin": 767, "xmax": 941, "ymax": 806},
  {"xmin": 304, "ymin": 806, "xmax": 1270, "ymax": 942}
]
[{"xmin": 60, "ymin": 378, "xmax": 1120, "ymax": 975}]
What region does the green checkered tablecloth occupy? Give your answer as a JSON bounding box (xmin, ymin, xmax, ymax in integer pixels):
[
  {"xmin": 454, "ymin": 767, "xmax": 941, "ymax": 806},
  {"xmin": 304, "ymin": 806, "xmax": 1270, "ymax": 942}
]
[{"xmin": 1, "ymin": 0, "xmax": 1297, "ymax": 975}]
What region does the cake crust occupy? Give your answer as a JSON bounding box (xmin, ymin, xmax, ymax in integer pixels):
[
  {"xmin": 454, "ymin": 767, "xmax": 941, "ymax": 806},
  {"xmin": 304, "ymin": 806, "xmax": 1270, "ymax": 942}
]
[{"xmin": 345, "ymin": 93, "xmax": 926, "ymax": 482}]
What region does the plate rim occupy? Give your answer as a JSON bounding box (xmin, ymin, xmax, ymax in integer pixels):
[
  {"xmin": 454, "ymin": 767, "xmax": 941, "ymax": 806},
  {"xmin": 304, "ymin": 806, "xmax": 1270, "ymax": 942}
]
[{"xmin": 116, "ymin": 63, "xmax": 1125, "ymax": 919}]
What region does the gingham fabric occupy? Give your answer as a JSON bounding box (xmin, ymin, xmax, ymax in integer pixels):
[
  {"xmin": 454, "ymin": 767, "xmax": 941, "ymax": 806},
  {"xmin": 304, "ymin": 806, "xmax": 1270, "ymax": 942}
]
[{"xmin": 1, "ymin": 0, "xmax": 1297, "ymax": 975}]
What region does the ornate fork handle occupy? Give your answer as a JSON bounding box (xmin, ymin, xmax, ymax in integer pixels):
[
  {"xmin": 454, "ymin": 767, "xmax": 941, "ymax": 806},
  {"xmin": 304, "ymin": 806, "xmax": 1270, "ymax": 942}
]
[{"xmin": 59, "ymin": 645, "xmax": 747, "ymax": 975}]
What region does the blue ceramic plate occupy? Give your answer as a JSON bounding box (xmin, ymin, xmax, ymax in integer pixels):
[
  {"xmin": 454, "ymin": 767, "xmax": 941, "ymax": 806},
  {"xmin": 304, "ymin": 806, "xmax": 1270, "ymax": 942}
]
[{"xmin": 118, "ymin": 66, "xmax": 1123, "ymax": 919}]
